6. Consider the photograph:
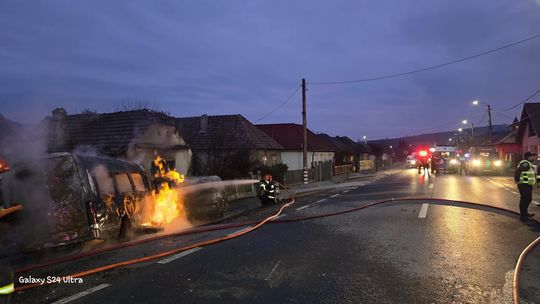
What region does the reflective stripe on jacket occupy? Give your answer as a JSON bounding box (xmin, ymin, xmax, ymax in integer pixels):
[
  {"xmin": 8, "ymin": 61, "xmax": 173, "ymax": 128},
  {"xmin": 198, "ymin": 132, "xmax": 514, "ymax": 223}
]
[
  {"xmin": 518, "ymin": 160, "xmax": 536, "ymax": 185},
  {"xmin": 0, "ymin": 283, "xmax": 14, "ymax": 295}
]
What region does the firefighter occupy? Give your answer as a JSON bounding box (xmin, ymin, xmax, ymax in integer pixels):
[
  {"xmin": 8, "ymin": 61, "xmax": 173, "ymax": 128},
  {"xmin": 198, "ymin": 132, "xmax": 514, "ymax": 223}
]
[
  {"xmin": 515, "ymin": 152, "xmax": 538, "ymax": 221},
  {"xmin": 258, "ymin": 172, "xmax": 277, "ymax": 205},
  {"xmin": 0, "ymin": 157, "xmax": 15, "ymax": 304}
]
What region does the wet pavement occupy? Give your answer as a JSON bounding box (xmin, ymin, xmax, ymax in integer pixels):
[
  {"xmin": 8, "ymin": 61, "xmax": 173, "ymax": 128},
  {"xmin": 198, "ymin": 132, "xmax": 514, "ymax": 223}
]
[{"xmin": 11, "ymin": 169, "xmax": 540, "ymax": 303}]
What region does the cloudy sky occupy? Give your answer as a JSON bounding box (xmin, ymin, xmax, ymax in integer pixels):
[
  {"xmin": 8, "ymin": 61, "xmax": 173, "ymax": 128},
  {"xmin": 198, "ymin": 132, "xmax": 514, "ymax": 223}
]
[{"xmin": 1, "ymin": 0, "xmax": 539, "ymax": 140}]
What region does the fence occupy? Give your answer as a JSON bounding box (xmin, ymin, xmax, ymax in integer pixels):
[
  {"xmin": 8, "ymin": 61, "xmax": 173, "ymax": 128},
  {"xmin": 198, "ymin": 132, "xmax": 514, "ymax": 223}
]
[{"xmin": 282, "ymin": 162, "xmax": 334, "ymax": 186}]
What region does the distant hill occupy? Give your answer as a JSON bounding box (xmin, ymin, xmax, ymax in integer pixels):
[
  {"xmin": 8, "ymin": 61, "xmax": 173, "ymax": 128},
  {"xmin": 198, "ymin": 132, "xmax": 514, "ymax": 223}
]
[{"xmin": 370, "ymin": 124, "xmax": 511, "ymax": 147}]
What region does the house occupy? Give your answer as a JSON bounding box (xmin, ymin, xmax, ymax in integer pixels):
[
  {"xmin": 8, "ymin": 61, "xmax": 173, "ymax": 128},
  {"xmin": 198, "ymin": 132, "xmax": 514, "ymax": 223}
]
[
  {"xmin": 175, "ymin": 115, "xmax": 283, "ymax": 178},
  {"xmin": 256, "ymin": 123, "xmax": 335, "ymax": 171},
  {"xmin": 517, "ymin": 103, "xmax": 540, "ymax": 155},
  {"xmin": 316, "ymin": 134, "xmax": 355, "ymax": 166},
  {"xmin": 493, "ymin": 129, "xmax": 520, "ymax": 167},
  {"xmin": 44, "ymin": 108, "xmax": 192, "ymax": 174}
]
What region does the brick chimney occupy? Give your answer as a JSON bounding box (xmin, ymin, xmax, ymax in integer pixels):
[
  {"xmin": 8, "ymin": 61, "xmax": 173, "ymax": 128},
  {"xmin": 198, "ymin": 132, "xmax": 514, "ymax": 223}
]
[{"xmin": 199, "ymin": 114, "xmax": 208, "ymax": 133}]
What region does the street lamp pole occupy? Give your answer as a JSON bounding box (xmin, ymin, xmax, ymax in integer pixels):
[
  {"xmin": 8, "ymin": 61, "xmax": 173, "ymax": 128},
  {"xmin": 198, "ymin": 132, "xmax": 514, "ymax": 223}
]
[
  {"xmin": 487, "ymin": 104, "xmax": 493, "ymax": 144},
  {"xmin": 472, "ymin": 100, "xmax": 493, "ymax": 144},
  {"xmin": 462, "ymin": 120, "xmax": 475, "ymax": 146}
]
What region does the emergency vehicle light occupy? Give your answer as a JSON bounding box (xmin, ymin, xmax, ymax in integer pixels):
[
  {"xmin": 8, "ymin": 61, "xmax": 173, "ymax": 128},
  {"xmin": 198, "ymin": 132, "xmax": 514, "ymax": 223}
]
[{"xmin": 418, "ymin": 151, "xmax": 428, "ymax": 157}]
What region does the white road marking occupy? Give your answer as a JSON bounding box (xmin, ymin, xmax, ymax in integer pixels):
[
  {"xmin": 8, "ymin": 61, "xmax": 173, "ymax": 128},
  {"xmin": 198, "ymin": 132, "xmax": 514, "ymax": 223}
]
[
  {"xmin": 265, "ymin": 260, "xmax": 282, "ymax": 281},
  {"xmin": 296, "ymin": 205, "xmax": 310, "ymax": 211},
  {"xmin": 315, "ymin": 199, "xmax": 327, "ymax": 203},
  {"xmin": 418, "ymin": 203, "xmax": 429, "ymax": 219},
  {"xmin": 157, "ymin": 247, "xmax": 202, "ymax": 264},
  {"xmin": 428, "ymin": 183, "xmax": 434, "ymax": 189},
  {"xmin": 227, "ymin": 226, "xmax": 253, "ymax": 236},
  {"xmin": 330, "ymin": 194, "xmax": 340, "ymax": 198},
  {"xmin": 52, "ymin": 284, "xmax": 111, "ymax": 304}
]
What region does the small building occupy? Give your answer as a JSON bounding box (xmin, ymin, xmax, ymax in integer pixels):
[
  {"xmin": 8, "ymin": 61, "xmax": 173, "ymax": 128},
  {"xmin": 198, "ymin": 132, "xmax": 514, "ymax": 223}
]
[
  {"xmin": 256, "ymin": 123, "xmax": 335, "ymax": 171},
  {"xmin": 517, "ymin": 103, "xmax": 540, "ymax": 155},
  {"xmin": 176, "ymin": 115, "xmax": 283, "ymax": 178},
  {"xmin": 44, "ymin": 108, "xmax": 192, "ymax": 174}
]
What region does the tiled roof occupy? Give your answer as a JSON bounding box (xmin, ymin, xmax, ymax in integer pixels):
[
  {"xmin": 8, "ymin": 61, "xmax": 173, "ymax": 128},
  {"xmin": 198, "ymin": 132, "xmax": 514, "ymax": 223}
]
[
  {"xmin": 517, "ymin": 103, "xmax": 540, "ymax": 142},
  {"xmin": 176, "ymin": 115, "xmax": 283, "ymax": 150},
  {"xmin": 49, "ymin": 109, "xmax": 181, "ymax": 155},
  {"xmin": 256, "ymin": 123, "xmax": 335, "ymax": 152},
  {"xmin": 494, "ymin": 130, "xmax": 518, "ymax": 144}
]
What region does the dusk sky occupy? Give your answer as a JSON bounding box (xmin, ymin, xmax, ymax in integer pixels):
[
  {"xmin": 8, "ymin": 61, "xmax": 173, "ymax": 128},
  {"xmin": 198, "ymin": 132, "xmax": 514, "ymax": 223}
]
[{"xmin": 1, "ymin": 1, "xmax": 539, "ymax": 140}]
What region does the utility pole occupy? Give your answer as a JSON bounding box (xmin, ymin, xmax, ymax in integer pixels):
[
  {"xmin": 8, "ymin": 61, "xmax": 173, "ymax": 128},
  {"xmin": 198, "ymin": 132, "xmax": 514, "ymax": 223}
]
[
  {"xmin": 302, "ymin": 78, "xmax": 308, "ymax": 184},
  {"xmin": 487, "ymin": 104, "xmax": 493, "ymax": 144}
]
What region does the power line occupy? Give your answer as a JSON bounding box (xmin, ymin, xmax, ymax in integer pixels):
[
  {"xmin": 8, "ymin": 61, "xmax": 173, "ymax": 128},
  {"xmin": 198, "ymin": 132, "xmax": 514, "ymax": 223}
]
[
  {"xmin": 308, "ymin": 33, "xmax": 540, "ymax": 85},
  {"xmin": 501, "ymin": 86, "xmax": 540, "ymax": 112},
  {"xmin": 252, "ymin": 85, "xmax": 301, "ymax": 123}
]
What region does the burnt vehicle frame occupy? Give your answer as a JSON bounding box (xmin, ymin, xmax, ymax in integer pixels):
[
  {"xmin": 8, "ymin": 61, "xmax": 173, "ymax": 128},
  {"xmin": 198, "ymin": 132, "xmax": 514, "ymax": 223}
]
[{"xmin": 7, "ymin": 153, "xmax": 226, "ymax": 249}]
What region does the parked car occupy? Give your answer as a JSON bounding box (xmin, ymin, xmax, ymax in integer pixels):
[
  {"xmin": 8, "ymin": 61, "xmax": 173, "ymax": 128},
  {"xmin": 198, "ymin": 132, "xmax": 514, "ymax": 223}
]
[{"xmin": 406, "ymin": 155, "xmax": 417, "ymax": 168}]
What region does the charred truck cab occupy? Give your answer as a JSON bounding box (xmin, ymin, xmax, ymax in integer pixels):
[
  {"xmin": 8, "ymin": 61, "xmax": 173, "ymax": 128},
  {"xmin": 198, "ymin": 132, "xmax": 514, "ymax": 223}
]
[
  {"xmin": 7, "ymin": 153, "xmax": 226, "ymax": 250},
  {"xmin": 8, "ymin": 153, "xmax": 153, "ymax": 249}
]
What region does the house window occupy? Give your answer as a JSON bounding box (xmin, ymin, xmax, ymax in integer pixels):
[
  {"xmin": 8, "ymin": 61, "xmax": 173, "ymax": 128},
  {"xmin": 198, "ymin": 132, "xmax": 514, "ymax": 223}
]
[{"xmin": 167, "ymin": 160, "xmax": 176, "ymax": 171}]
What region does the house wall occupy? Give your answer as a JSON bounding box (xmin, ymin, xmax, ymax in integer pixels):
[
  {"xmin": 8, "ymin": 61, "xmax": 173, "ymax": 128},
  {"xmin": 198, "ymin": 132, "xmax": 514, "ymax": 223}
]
[
  {"xmin": 254, "ymin": 150, "xmax": 282, "ymax": 167},
  {"xmin": 128, "ymin": 123, "xmax": 192, "ymax": 174},
  {"xmin": 312, "ymin": 151, "xmax": 335, "ymax": 164},
  {"xmin": 280, "ymin": 151, "xmax": 304, "ymax": 170},
  {"xmin": 281, "ymin": 151, "xmax": 335, "ymax": 171},
  {"xmin": 522, "ymin": 123, "xmax": 540, "ymax": 154}
]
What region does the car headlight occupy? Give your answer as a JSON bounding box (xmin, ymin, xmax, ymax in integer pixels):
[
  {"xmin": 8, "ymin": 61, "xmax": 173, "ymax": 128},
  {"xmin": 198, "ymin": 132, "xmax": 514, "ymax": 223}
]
[
  {"xmin": 494, "ymin": 160, "xmax": 502, "ymax": 167},
  {"xmin": 472, "ymin": 159, "xmax": 481, "ymax": 166},
  {"xmin": 449, "ymin": 159, "xmax": 458, "ymax": 165},
  {"xmin": 411, "ymin": 160, "xmax": 416, "ymax": 165}
]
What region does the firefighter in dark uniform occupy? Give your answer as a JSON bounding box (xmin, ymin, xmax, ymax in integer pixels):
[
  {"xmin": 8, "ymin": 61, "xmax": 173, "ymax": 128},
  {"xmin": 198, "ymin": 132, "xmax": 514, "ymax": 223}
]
[
  {"xmin": 258, "ymin": 173, "xmax": 277, "ymax": 205},
  {"xmin": 515, "ymin": 152, "xmax": 538, "ymax": 221}
]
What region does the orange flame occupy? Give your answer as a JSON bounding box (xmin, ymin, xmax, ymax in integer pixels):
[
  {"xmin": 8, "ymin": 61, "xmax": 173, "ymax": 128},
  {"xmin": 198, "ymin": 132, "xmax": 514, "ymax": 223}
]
[
  {"xmin": 148, "ymin": 155, "xmax": 185, "ymax": 225},
  {"xmin": 151, "ymin": 183, "xmax": 181, "ymax": 224}
]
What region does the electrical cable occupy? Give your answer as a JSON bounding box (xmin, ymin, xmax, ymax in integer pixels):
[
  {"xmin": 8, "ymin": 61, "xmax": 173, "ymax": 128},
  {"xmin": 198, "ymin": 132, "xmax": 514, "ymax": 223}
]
[
  {"xmin": 308, "ymin": 33, "xmax": 540, "ymax": 85},
  {"xmin": 252, "ymin": 85, "xmax": 301, "ymax": 123},
  {"xmin": 501, "ymin": 86, "xmax": 540, "ymax": 112}
]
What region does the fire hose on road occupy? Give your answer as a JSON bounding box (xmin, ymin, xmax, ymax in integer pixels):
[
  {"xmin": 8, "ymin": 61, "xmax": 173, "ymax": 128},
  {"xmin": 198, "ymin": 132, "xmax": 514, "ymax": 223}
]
[{"xmin": 12, "ymin": 194, "xmax": 540, "ymax": 304}]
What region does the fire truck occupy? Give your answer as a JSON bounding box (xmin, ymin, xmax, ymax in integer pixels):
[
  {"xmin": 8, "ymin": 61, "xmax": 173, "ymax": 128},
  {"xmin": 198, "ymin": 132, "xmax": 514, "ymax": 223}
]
[
  {"xmin": 466, "ymin": 145, "xmax": 504, "ymax": 175},
  {"xmin": 415, "ymin": 149, "xmax": 431, "ymax": 174},
  {"xmin": 5, "ymin": 153, "xmax": 227, "ymax": 250}
]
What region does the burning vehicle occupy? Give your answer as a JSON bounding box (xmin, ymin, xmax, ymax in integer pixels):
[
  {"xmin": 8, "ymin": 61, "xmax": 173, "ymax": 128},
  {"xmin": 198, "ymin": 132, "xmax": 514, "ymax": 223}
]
[{"xmin": 6, "ymin": 153, "xmax": 227, "ymax": 250}]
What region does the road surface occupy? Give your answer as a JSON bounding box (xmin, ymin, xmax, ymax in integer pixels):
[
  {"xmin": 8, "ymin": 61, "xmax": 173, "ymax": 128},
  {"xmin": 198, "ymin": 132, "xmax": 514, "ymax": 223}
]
[{"xmin": 12, "ymin": 169, "xmax": 540, "ymax": 303}]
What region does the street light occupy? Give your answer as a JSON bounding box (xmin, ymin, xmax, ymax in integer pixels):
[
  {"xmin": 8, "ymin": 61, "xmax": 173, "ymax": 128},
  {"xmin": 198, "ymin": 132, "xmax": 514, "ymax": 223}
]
[
  {"xmin": 458, "ymin": 128, "xmax": 463, "ymax": 132},
  {"xmin": 362, "ymin": 135, "xmax": 367, "ymax": 144},
  {"xmin": 462, "ymin": 119, "xmax": 476, "ymax": 145},
  {"xmin": 472, "ymin": 99, "xmax": 493, "ymax": 144}
]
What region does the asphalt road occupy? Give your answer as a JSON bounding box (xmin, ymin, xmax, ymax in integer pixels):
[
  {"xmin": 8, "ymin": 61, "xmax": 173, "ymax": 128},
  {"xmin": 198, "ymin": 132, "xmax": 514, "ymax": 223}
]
[{"xmin": 12, "ymin": 169, "xmax": 540, "ymax": 303}]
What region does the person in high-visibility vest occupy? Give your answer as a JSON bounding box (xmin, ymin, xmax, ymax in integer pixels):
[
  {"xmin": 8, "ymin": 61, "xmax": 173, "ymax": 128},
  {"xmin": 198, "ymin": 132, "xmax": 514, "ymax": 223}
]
[
  {"xmin": 514, "ymin": 152, "xmax": 538, "ymax": 221},
  {"xmin": 258, "ymin": 172, "xmax": 277, "ymax": 205}
]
